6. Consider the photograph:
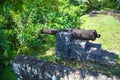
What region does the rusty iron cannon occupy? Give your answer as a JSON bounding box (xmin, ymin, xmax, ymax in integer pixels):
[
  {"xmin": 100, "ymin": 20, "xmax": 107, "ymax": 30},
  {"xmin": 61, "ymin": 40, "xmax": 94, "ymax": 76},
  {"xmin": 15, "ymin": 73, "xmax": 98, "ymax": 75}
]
[
  {"xmin": 41, "ymin": 29, "xmax": 102, "ymax": 62},
  {"xmin": 41, "ymin": 29, "xmax": 101, "ymax": 41}
]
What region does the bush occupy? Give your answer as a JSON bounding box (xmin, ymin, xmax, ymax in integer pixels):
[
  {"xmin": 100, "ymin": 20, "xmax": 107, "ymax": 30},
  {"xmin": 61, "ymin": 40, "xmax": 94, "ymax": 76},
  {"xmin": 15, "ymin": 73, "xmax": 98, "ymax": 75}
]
[{"xmin": 0, "ymin": 0, "xmax": 81, "ymax": 72}]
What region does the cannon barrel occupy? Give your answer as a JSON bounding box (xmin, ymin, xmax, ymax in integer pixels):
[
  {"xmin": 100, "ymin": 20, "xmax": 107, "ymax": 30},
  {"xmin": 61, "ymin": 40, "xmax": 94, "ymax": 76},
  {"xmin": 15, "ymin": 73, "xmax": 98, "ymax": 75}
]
[
  {"xmin": 41, "ymin": 29, "xmax": 71, "ymax": 35},
  {"xmin": 41, "ymin": 29, "xmax": 101, "ymax": 41},
  {"xmin": 72, "ymin": 29, "xmax": 101, "ymax": 41}
]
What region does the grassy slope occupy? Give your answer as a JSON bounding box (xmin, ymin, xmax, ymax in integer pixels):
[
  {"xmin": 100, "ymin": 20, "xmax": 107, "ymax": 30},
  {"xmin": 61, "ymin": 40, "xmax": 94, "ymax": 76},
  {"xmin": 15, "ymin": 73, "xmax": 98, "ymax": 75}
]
[{"xmin": 80, "ymin": 14, "xmax": 120, "ymax": 54}]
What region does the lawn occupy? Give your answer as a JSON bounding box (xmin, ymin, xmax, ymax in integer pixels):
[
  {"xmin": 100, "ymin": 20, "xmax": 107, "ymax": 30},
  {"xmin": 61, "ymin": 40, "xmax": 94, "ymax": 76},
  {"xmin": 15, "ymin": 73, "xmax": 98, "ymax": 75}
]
[{"xmin": 80, "ymin": 14, "xmax": 120, "ymax": 54}]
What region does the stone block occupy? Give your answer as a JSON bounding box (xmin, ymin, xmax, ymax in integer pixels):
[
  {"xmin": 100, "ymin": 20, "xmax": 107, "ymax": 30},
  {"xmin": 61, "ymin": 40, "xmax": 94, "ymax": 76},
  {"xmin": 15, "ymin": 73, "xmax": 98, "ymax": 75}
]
[
  {"xmin": 100, "ymin": 50, "xmax": 117, "ymax": 65},
  {"xmin": 70, "ymin": 40, "xmax": 88, "ymax": 60},
  {"xmin": 86, "ymin": 43, "xmax": 102, "ymax": 62},
  {"xmin": 56, "ymin": 32, "xmax": 72, "ymax": 59}
]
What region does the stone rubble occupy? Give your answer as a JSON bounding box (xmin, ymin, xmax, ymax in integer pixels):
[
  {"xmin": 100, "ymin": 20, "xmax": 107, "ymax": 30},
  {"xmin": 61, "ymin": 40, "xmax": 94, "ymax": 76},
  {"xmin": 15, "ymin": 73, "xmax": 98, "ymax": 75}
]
[{"xmin": 12, "ymin": 55, "xmax": 119, "ymax": 80}]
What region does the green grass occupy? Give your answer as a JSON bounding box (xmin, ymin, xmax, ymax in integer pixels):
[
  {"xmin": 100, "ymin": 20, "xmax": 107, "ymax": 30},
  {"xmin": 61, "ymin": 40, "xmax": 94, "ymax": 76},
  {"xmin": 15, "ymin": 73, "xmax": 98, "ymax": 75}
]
[
  {"xmin": 80, "ymin": 14, "xmax": 120, "ymax": 54},
  {"xmin": 37, "ymin": 47, "xmax": 55, "ymax": 61}
]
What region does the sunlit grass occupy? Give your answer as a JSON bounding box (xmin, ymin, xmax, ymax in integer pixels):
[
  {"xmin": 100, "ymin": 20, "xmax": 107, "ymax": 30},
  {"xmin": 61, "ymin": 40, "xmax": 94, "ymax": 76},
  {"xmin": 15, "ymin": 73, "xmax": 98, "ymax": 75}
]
[
  {"xmin": 37, "ymin": 47, "xmax": 55, "ymax": 61},
  {"xmin": 80, "ymin": 14, "xmax": 120, "ymax": 54}
]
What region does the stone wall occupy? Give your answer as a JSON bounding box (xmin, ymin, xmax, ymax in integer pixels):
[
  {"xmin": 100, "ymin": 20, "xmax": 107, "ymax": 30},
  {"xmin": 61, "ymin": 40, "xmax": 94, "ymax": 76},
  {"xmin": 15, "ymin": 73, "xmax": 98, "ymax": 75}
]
[{"xmin": 12, "ymin": 55, "xmax": 119, "ymax": 80}]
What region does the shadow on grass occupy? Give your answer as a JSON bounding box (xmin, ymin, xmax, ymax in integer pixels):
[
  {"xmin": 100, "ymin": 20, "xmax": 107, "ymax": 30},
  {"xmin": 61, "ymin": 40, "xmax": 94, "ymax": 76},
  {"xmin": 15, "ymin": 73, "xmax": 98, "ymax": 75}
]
[
  {"xmin": 57, "ymin": 49, "xmax": 120, "ymax": 78},
  {"xmin": 36, "ymin": 47, "xmax": 56, "ymax": 61},
  {"xmin": 83, "ymin": 50, "xmax": 120, "ymax": 78}
]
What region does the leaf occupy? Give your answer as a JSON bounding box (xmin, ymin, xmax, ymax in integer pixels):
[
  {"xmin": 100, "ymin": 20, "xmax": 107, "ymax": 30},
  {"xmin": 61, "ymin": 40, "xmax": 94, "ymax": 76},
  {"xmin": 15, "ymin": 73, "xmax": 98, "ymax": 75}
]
[{"xmin": 3, "ymin": 50, "xmax": 8, "ymax": 58}]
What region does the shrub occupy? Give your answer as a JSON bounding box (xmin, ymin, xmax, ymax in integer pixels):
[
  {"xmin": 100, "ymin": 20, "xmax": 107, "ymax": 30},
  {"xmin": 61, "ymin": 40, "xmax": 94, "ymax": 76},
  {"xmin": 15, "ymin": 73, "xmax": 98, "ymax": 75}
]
[{"xmin": 0, "ymin": 0, "xmax": 81, "ymax": 72}]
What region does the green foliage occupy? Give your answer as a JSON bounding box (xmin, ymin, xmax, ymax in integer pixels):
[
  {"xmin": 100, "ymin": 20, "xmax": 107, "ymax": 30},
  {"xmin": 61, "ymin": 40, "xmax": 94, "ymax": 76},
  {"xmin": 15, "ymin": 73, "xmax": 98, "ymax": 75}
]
[
  {"xmin": 0, "ymin": 0, "xmax": 81, "ymax": 74},
  {"xmin": 81, "ymin": 0, "xmax": 120, "ymax": 11},
  {"xmin": 0, "ymin": 65, "xmax": 17, "ymax": 80}
]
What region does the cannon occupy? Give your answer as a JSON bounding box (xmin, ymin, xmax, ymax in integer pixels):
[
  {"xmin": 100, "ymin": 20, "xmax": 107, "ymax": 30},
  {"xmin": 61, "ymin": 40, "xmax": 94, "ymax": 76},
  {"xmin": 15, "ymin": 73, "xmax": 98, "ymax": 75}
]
[
  {"xmin": 41, "ymin": 29, "xmax": 102, "ymax": 62},
  {"xmin": 41, "ymin": 29, "xmax": 101, "ymax": 41}
]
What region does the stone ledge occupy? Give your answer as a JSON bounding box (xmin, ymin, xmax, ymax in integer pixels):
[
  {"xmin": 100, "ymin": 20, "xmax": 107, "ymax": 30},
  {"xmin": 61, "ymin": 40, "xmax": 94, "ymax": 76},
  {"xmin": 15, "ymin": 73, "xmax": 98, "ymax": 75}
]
[{"xmin": 12, "ymin": 55, "xmax": 119, "ymax": 80}]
